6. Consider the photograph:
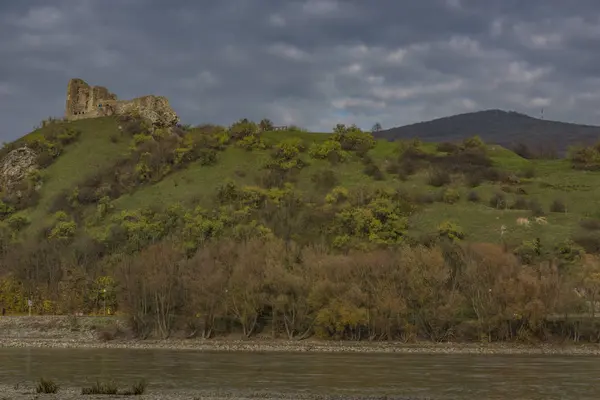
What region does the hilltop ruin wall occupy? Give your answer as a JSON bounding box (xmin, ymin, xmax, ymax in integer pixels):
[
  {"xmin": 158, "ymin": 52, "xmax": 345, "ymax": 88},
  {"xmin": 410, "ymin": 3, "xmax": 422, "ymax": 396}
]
[{"xmin": 64, "ymin": 79, "xmax": 179, "ymax": 127}]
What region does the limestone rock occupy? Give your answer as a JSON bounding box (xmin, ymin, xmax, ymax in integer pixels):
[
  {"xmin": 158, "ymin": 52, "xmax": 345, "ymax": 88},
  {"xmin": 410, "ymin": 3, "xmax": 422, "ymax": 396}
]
[
  {"xmin": 0, "ymin": 147, "xmax": 38, "ymax": 191},
  {"xmin": 113, "ymin": 95, "xmax": 179, "ymax": 128},
  {"xmin": 64, "ymin": 78, "xmax": 179, "ymax": 128}
]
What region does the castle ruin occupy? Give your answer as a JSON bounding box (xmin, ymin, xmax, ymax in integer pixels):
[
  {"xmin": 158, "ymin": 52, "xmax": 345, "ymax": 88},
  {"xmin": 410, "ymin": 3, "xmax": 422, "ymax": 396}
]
[{"xmin": 65, "ymin": 78, "xmax": 179, "ymax": 128}]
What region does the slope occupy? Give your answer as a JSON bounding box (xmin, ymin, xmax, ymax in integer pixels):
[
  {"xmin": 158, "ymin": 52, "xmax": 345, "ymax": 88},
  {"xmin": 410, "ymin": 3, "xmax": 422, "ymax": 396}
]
[
  {"xmin": 373, "ymin": 109, "xmax": 600, "ymax": 155},
  {"xmin": 0, "ymin": 116, "xmax": 598, "ymax": 258}
]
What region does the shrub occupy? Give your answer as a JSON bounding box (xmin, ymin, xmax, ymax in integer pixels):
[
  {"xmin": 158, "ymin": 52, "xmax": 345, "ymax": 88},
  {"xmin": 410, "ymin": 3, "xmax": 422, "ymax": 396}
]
[
  {"xmin": 427, "ymin": 169, "xmax": 451, "ymax": 187},
  {"xmin": 467, "ymin": 191, "xmax": 480, "ymax": 202},
  {"xmin": 465, "ymin": 172, "xmax": 483, "ymax": 187},
  {"xmin": 510, "ymin": 196, "xmax": 529, "ymax": 210},
  {"xmin": 123, "ymin": 380, "xmax": 147, "ymax": 396},
  {"xmin": 580, "ymin": 218, "xmax": 600, "ymax": 231},
  {"xmin": 35, "ymin": 151, "xmax": 55, "ymax": 168},
  {"xmin": 7, "ymin": 214, "xmax": 30, "ymax": 231},
  {"xmin": 462, "ymin": 135, "xmax": 485, "ymax": 150},
  {"xmin": 363, "ymin": 162, "xmax": 384, "ymax": 180},
  {"xmin": 489, "ymin": 192, "xmax": 507, "ymax": 209},
  {"xmin": 436, "ymin": 142, "xmax": 459, "ymax": 153},
  {"xmin": 550, "ymin": 199, "xmax": 567, "ymax": 213},
  {"xmin": 442, "ymin": 188, "xmax": 461, "ymax": 204},
  {"xmin": 414, "ymin": 192, "xmax": 435, "ymax": 204},
  {"xmin": 528, "ymin": 199, "xmax": 545, "ymax": 217},
  {"xmin": 308, "ymin": 140, "xmax": 348, "ymax": 163},
  {"xmin": 437, "ymin": 220, "xmax": 465, "ymax": 241},
  {"xmin": 81, "ymin": 380, "xmax": 118, "ymax": 395},
  {"xmin": 36, "ymin": 378, "xmax": 59, "ymax": 394},
  {"xmin": 572, "ymin": 232, "xmax": 600, "ymax": 254},
  {"xmin": 332, "ymin": 124, "xmax": 375, "ymax": 154}
]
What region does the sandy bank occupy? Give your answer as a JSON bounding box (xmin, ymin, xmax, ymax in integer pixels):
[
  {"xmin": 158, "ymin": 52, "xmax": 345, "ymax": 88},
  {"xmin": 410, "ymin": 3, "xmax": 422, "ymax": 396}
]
[{"xmin": 1, "ymin": 315, "xmax": 600, "ymax": 355}]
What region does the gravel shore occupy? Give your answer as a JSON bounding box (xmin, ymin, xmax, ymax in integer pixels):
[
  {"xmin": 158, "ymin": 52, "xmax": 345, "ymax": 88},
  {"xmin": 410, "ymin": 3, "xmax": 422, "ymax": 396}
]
[
  {"xmin": 0, "ymin": 385, "xmax": 430, "ymax": 400},
  {"xmin": 2, "ymin": 315, "xmax": 600, "ymax": 355}
]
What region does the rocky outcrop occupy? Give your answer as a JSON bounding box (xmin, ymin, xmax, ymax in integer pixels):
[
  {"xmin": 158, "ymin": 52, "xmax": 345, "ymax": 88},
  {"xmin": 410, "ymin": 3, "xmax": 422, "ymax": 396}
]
[
  {"xmin": 0, "ymin": 147, "xmax": 37, "ymax": 191},
  {"xmin": 64, "ymin": 78, "xmax": 179, "ymax": 128}
]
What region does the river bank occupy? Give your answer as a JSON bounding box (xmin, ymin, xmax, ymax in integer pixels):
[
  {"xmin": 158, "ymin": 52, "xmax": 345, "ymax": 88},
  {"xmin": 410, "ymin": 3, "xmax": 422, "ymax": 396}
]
[
  {"xmin": 2, "ymin": 315, "xmax": 600, "ymax": 355},
  {"xmin": 0, "ymin": 385, "xmax": 427, "ymax": 400}
]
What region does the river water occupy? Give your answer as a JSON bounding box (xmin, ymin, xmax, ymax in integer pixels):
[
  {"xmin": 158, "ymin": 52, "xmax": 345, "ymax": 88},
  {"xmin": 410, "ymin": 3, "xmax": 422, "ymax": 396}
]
[{"xmin": 1, "ymin": 348, "xmax": 599, "ymax": 399}]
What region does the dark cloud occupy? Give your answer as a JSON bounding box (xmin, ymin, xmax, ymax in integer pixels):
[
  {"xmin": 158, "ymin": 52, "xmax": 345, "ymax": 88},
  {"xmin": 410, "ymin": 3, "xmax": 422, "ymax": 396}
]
[{"xmin": 1, "ymin": 0, "xmax": 600, "ymax": 140}]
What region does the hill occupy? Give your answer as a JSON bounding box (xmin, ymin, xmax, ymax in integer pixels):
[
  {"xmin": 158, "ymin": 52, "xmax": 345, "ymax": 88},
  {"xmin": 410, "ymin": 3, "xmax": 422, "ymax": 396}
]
[
  {"xmin": 373, "ymin": 109, "xmax": 600, "ymax": 156},
  {"xmin": 1, "ymin": 115, "xmax": 600, "ymax": 343}
]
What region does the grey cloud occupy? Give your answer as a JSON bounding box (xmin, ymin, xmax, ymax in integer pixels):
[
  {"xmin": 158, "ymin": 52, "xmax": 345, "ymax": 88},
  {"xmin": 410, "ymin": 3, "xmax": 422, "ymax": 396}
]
[{"xmin": 1, "ymin": 0, "xmax": 600, "ymax": 140}]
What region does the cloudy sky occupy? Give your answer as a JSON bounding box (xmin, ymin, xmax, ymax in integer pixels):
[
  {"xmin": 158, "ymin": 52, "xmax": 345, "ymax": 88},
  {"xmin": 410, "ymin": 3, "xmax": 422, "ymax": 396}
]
[{"xmin": 1, "ymin": 0, "xmax": 600, "ymax": 141}]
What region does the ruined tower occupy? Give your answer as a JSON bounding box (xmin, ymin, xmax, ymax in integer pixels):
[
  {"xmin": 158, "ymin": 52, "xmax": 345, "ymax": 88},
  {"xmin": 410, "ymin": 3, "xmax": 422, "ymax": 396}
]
[{"xmin": 65, "ymin": 78, "xmax": 118, "ymax": 120}]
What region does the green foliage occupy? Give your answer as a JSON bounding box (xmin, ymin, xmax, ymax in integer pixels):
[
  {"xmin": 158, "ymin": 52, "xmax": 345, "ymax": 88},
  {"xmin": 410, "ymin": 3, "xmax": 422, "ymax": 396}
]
[
  {"xmin": 332, "ymin": 124, "xmax": 376, "ymax": 155},
  {"xmin": 308, "ymin": 139, "xmax": 349, "ymax": 163},
  {"xmin": 48, "ymin": 211, "xmax": 77, "ymax": 240},
  {"xmin": 259, "ymin": 118, "xmax": 274, "ymax": 132},
  {"xmin": 331, "ymin": 196, "xmax": 412, "ymax": 248},
  {"xmin": 441, "ymin": 188, "xmax": 461, "ymax": 204},
  {"xmin": 0, "ymin": 200, "xmax": 15, "ymax": 219},
  {"xmin": 437, "ymin": 220, "xmax": 465, "ymax": 241},
  {"xmin": 514, "ymin": 238, "xmax": 542, "ymax": 264},
  {"xmin": 229, "ymin": 118, "xmax": 259, "ymax": 141},
  {"xmin": 462, "ymin": 135, "xmax": 486, "ymax": 150},
  {"xmin": 236, "ymin": 133, "xmax": 267, "ymax": 151},
  {"xmin": 568, "ymin": 143, "xmax": 600, "ymax": 170},
  {"xmin": 7, "ymin": 214, "xmax": 30, "ymax": 231}
]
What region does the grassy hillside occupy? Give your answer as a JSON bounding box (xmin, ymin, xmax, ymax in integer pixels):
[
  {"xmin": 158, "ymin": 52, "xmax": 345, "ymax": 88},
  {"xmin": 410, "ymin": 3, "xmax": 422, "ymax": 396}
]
[
  {"xmin": 3, "ymin": 116, "xmax": 598, "ymax": 251},
  {"xmin": 2, "ymin": 115, "xmax": 600, "ymax": 342}
]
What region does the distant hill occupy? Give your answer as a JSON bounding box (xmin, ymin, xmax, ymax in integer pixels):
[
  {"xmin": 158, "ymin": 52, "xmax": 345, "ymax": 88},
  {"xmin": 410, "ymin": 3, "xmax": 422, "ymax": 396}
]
[{"xmin": 373, "ymin": 109, "xmax": 600, "ymax": 155}]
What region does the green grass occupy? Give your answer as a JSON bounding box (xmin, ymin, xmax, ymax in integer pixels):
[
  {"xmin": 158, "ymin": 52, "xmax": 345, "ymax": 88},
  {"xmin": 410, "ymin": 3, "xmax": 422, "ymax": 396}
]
[
  {"xmin": 19, "ymin": 118, "xmax": 130, "ymax": 234},
  {"xmin": 5, "ymin": 117, "xmax": 600, "ymax": 249}
]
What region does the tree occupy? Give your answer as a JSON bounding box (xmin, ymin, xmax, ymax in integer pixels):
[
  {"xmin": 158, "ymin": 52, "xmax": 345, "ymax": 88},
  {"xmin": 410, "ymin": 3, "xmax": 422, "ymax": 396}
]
[
  {"xmin": 259, "ymin": 118, "xmax": 274, "ymax": 132},
  {"xmin": 371, "ymin": 122, "xmax": 382, "ymax": 133}
]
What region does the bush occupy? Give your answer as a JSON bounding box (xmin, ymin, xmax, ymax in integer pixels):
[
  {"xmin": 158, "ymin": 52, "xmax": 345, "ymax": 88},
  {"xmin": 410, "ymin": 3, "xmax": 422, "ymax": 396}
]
[
  {"xmin": 427, "ymin": 169, "xmax": 451, "ymax": 187},
  {"xmin": 363, "ymin": 162, "xmax": 384, "ymax": 180},
  {"xmin": 510, "ymin": 196, "xmax": 529, "ymax": 210},
  {"xmin": 437, "ymin": 220, "xmax": 465, "ymax": 241},
  {"xmin": 528, "ymin": 199, "xmax": 545, "ymax": 217},
  {"xmin": 414, "ymin": 192, "xmax": 435, "ymax": 204},
  {"xmin": 81, "ymin": 380, "xmax": 118, "ymax": 395},
  {"xmin": 467, "ymin": 191, "xmax": 480, "ymax": 202},
  {"xmin": 465, "ymin": 172, "xmax": 483, "ymax": 187},
  {"xmin": 442, "ymin": 188, "xmax": 461, "ymax": 204},
  {"xmin": 36, "ymin": 378, "xmax": 59, "ymax": 394},
  {"xmin": 580, "ymin": 218, "xmax": 600, "ymax": 231},
  {"xmin": 122, "ymin": 380, "xmax": 147, "ymax": 396},
  {"xmin": 35, "ymin": 151, "xmax": 55, "ymax": 168},
  {"xmin": 572, "ymin": 232, "xmax": 600, "ymax": 254},
  {"xmin": 489, "ymin": 192, "xmax": 507, "ymax": 209},
  {"xmin": 436, "ymin": 142, "xmax": 459, "ymax": 153},
  {"xmin": 550, "ymin": 199, "xmax": 567, "ymax": 213}
]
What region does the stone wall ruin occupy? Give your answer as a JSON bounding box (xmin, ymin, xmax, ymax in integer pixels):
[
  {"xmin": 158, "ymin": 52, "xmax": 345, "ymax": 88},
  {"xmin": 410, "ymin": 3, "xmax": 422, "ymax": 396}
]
[{"xmin": 64, "ymin": 78, "xmax": 179, "ymax": 128}]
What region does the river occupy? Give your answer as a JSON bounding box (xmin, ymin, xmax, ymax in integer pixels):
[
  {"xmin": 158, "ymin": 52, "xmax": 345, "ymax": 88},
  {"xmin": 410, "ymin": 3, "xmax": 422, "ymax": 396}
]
[{"xmin": 1, "ymin": 348, "xmax": 599, "ymax": 399}]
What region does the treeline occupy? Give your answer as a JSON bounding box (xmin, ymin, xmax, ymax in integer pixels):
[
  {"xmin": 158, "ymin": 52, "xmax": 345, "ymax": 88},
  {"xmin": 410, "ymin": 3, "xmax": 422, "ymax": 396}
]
[{"xmin": 2, "ymin": 236, "xmax": 600, "ymax": 343}]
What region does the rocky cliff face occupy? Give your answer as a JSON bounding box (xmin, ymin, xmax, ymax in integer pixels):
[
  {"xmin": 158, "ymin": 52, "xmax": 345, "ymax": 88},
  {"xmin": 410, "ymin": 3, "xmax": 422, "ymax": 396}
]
[
  {"xmin": 64, "ymin": 78, "xmax": 179, "ymax": 128},
  {"xmin": 0, "ymin": 147, "xmax": 37, "ymax": 192}
]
